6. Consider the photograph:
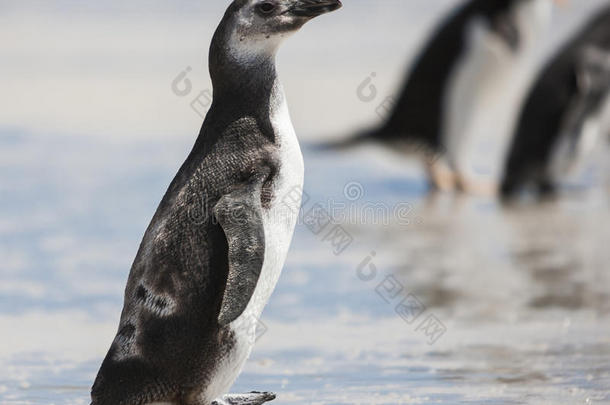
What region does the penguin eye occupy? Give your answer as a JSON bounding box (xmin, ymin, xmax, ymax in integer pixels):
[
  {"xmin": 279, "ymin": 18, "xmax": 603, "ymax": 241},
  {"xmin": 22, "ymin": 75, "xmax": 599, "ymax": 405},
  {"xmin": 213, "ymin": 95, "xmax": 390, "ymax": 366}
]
[{"xmin": 257, "ymin": 2, "xmax": 276, "ymax": 15}]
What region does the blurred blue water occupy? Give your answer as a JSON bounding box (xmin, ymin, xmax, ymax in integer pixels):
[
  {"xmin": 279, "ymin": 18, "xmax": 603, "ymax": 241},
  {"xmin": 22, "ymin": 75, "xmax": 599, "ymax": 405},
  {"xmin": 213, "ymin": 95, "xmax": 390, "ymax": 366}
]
[{"xmin": 1, "ymin": 129, "xmax": 609, "ymax": 404}]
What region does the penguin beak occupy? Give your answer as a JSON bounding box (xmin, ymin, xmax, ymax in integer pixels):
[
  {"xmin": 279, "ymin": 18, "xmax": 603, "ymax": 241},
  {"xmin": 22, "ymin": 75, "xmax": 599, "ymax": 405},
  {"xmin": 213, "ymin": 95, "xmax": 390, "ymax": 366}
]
[{"xmin": 289, "ymin": 0, "xmax": 342, "ymax": 18}]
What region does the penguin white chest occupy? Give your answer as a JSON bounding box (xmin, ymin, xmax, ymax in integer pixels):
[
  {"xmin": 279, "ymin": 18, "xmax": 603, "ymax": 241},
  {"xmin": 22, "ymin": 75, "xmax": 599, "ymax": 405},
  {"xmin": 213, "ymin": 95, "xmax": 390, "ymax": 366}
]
[
  {"xmin": 255, "ymin": 102, "xmax": 304, "ymax": 316},
  {"xmin": 240, "ymin": 82, "xmax": 304, "ymax": 326}
]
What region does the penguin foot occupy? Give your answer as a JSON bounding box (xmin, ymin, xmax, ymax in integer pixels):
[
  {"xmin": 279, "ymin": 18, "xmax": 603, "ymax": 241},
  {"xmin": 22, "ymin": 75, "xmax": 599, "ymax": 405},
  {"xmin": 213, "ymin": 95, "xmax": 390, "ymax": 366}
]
[
  {"xmin": 211, "ymin": 391, "xmax": 276, "ymax": 405},
  {"xmin": 426, "ymin": 160, "xmax": 456, "ymax": 192},
  {"xmin": 455, "ymin": 174, "xmax": 498, "ymax": 197}
]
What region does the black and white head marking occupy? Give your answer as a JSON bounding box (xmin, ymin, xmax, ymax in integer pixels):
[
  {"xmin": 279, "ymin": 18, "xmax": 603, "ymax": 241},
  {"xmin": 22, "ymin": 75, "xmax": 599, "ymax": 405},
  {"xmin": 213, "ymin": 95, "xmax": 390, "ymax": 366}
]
[{"xmin": 217, "ymin": 0, "xmax": 341, "ymax": 64}]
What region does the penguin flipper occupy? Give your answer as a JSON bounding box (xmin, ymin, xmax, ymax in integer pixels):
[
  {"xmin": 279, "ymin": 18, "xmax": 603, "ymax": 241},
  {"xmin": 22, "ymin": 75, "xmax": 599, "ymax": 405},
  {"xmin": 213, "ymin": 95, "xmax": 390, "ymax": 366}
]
[
  {"xmin": 577, "ymin": 46, "xmax": 610, "ymax": 93},
  {"xmin": 214, "ymin": 178, "xmax": 267, "ymax": 326},
  {"xmin": 557, "ymin": 49, "xmax": 610, "ymax": 158}
]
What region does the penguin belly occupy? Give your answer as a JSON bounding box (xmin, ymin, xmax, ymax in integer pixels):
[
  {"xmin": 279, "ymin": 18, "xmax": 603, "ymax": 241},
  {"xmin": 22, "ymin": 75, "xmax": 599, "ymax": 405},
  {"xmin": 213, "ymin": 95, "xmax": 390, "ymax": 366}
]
[{"xmin": 443, "ymin": 19, "xmax": 525, "ymax": 189}]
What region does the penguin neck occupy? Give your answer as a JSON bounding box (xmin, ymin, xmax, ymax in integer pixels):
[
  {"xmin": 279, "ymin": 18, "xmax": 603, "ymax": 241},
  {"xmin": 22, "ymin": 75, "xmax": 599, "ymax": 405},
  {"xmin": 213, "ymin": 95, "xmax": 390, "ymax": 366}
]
[
  {"xmin": 207, "ymin": 23, "xmax": 284, "ymax": 136},
  {"xmin": 210, "ymin": 50, "xmax": 279, "ymax": 109}
]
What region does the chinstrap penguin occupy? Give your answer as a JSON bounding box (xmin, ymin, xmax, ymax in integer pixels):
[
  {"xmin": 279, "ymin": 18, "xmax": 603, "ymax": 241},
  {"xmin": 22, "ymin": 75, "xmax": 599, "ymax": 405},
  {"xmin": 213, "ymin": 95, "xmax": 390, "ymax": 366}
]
[
  {"xmin": 90, "ymin": 1, "xmax": 341, "ymax": 404},
  {"xmin": 326, "ymin": 0, "xmax": 553, "ymax": 193},
  {"xmin": 501, "ymin": 5, "xmax": 610, "ymax": 199}
]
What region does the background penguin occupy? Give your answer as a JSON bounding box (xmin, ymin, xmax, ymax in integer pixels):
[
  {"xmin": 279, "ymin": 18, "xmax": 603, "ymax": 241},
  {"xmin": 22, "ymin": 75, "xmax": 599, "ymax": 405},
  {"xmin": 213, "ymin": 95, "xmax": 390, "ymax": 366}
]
[
  {"xmin": 326, "ymin": 0, "xmax": 554, "ymax": 193},
  {"xmin": 90, "ymin": 1, "xmax": 341, "ymax": 405},
  {"xmin": 501, "ymin": 5, "xmax": 610, "ymax": 199}
]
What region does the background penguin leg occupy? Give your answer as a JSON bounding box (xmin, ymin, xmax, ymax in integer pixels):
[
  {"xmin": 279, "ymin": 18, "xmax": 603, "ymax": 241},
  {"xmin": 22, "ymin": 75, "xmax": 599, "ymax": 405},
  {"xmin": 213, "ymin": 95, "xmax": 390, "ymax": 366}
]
[
  {"xmin": 425, "ymin": 157, "xmax": 456, "ymax": 192},
  {"xmin": 454, "ymin": 171, "xmax": 498, "ymax": 196},
  {"xmin": 211, "ymin": 392, "xmax": 276, "ymax": 405}
]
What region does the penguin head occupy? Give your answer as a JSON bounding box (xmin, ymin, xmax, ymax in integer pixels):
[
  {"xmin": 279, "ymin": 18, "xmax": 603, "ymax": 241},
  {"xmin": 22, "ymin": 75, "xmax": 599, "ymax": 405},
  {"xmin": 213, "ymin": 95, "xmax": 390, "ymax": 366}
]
[{"xmin": 218, "ymin": 0, "xmax": 342, "ymax": 61}]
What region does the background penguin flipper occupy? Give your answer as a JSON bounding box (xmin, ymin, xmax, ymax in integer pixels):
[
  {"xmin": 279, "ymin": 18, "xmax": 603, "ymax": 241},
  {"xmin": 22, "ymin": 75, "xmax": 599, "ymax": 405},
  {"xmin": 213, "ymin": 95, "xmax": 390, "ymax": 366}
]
[
  {"xmin": 214, "ymin": 178, "xmax": 267, "ymax": 326},
  {"xmin": 577, "ymin": 46, "xmax": 610, "ymax": 92},
  {"xmin": 310, "ymin": 126, "xmax": 380, "ymax": 152}
]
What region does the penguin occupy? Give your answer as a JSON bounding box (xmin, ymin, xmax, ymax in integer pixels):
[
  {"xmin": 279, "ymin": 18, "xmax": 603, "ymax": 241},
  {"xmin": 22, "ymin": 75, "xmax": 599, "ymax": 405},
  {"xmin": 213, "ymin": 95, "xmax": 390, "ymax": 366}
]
[
  {"xmin": 329, "ymin": 0, "xmax": 553, "ymax": 193},
  {"xmin": 501, "ymin": 6, "xmax": 610, "ymax": 199},
  {"xmin": 90, "ymin": 1, "xmax": 341, "ymax": 405}
]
